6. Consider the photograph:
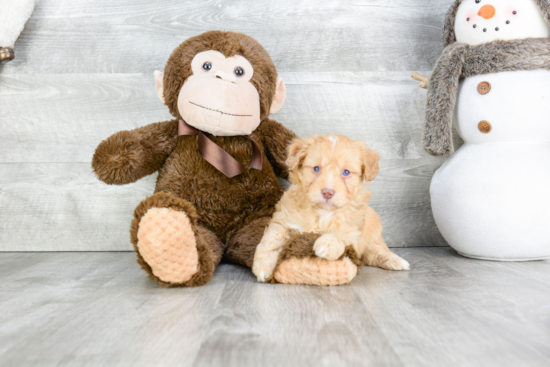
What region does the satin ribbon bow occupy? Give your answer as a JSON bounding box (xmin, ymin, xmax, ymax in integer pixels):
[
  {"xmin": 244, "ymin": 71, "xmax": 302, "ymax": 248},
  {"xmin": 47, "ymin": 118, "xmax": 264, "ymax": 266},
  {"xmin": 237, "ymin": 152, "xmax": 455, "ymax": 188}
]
[{"xmin": 178, "ymin": 119, "xmax": 262, "ymax": 178}]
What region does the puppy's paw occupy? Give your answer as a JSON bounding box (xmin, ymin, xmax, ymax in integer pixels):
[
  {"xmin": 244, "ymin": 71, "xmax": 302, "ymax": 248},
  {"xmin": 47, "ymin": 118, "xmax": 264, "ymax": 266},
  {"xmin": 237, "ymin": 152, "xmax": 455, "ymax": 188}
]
[
  {"xmin": 252, "ymin": 250, "xmax": 279, "ymax": 282},
  {"xmin": 379, "ymin": 254, "xmax": 410, "ymax": 271},
  {"xmin": 314, "ymin": 234, "xmax": 346, "ymax": 261}
]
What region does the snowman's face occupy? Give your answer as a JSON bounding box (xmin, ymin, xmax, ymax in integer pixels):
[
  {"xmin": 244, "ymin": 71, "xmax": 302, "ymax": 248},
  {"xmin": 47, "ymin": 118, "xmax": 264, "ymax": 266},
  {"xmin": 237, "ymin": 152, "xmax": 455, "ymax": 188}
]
[{"xmin": 454, "ymin": 0, "xmax": 550, "ymax": 45}]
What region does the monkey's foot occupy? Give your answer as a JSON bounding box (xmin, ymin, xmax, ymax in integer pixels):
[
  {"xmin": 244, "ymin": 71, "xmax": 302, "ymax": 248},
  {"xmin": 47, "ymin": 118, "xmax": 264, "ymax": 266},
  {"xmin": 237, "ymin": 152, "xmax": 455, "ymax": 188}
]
[
  {"xmin": 274, "ymin": 257, "xmax": 358, "ymax": 286},
  {"xmin": 137, "ymin": 207, "xmax": 199, "ymax": 284}
]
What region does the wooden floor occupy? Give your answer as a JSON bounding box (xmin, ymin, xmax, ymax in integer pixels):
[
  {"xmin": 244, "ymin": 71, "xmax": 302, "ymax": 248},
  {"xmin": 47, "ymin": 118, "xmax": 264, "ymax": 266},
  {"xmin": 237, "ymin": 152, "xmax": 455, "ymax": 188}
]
[{"xmin": 1, "ymin": 248, "xmax": 549, "ymax": 367}]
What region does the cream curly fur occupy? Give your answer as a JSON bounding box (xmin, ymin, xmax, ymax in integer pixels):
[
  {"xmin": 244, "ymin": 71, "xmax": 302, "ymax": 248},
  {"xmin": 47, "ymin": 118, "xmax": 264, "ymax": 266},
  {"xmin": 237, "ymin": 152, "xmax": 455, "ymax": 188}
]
[{"xmin": 253, "ymin": 134, "xmax": 409, "ymax": 282}]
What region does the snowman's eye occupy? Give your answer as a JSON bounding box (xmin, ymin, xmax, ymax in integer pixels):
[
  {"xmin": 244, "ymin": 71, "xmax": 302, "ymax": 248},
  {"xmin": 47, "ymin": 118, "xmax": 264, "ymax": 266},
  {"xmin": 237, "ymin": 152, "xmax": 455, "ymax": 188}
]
[{"xmin": 475, "ymin": 0, "xmax": 481, "ymax": 3}]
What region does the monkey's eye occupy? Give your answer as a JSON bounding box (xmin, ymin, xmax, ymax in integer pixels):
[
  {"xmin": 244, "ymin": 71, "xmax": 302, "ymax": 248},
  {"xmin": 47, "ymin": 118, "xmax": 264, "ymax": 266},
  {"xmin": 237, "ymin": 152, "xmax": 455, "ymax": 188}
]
[
  {"xmin": 313, "ymin": 166, "xmax": 321, "ymax": 173},
  {"xmin": 202, "ymin": 62, "xmax": 212, "ymax": 71},
  {"xmin": 475, "ymin": 0, "xmax": 481, "ymax": 3},
  {"xmin": 342, "ymin": 169, "xmax": 351, "ymax": 177},
  {"xmin": 234, "ymin": 67, "xmax": 244, "ymax": 77}
]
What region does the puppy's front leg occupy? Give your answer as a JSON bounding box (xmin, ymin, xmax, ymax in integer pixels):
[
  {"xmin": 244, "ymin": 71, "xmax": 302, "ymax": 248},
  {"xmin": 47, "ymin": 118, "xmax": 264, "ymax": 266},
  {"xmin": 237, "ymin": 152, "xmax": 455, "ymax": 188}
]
[
  {"xmin": 253, "ymin": 223, "xmax": 290, "ymax": 282},
  {"xmin": 314, "ymin": 234, "xmax": 346, "ymax": 261}
]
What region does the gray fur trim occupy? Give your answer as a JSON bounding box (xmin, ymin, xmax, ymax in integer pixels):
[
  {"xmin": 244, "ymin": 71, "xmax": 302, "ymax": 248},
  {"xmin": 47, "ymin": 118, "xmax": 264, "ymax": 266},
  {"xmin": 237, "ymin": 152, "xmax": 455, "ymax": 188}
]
[
  {"xmin": 443, "ymin": 0, "xmax": 462, "ymax": 48},
  {"xmin": 442, "ymin": 0, "xmax": 550, "ymax": 47},
  {"xmin": 424, "ymin": 38, "xmax": 550, "ymax": 156}
]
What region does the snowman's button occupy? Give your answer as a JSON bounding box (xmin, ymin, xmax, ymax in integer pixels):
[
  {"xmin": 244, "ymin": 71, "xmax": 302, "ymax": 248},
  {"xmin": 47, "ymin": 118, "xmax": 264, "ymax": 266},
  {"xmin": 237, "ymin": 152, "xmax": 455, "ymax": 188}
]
[
  {"xmin": 477, "ymin": 81, "xmax": 491, "ymax": 95},
  {"xmin": 478, "ymin": 120, "xmax": 492, "ymax": 134}
]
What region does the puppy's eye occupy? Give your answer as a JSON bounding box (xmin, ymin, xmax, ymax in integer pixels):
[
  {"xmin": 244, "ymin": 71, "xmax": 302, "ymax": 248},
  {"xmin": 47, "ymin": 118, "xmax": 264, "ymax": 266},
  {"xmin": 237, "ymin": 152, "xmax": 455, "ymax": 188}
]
[
  {"xmin": 203, "ymin": 62, "xmax": 212, "ymax": 71},
  {"xmin": 343, "ymin": 169, "xmax": 351, "ymax": 177},
  {"xmin": 313, "ymin": 166, "xmax": 321, "ymax": 173},
  {"xmin": 234, "ymin": 67, "xmax": 244, "ymax": 77}
]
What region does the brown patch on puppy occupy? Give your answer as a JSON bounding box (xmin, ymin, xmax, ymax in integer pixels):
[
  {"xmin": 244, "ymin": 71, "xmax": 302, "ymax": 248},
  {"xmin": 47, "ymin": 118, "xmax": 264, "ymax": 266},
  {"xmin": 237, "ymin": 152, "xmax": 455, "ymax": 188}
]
[{"xmin": 253, "ymin": 135, "xmax": 410, "ymax": 283}]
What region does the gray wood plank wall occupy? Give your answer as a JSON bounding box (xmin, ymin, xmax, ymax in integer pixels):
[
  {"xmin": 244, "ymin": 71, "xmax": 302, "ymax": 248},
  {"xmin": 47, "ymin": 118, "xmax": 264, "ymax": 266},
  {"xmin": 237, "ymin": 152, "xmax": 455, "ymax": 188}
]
[{"xmin": 0, "ymin": 0, "xmax": 459, "ymax": 251}]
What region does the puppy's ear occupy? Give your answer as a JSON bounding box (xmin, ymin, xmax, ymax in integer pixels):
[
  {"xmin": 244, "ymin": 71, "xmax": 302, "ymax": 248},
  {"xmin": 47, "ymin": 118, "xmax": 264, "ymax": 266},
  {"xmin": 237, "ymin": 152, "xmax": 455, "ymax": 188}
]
[
  {"xmin": 286, "ymin": 138, "xmax": 309, "ymax": 171},
  {"xmin": 360, "ymin": 142, "xmax": 380, "ymax": 181}
]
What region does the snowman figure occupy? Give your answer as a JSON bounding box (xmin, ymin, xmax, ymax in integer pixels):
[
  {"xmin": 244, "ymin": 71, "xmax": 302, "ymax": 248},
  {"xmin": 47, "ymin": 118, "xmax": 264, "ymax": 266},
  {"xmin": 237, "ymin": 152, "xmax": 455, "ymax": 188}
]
[{"xmin": 412, "ymin": 0, "xmax": 550, "ymax": 260}]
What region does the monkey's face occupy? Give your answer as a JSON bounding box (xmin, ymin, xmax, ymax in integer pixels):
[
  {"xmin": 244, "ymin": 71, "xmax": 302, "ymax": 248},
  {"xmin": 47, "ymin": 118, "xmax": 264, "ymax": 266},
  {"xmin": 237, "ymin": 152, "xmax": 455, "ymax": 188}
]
[
  {"xmin": 177, "ymin": 50, "xmax": 261, "ymax": 136},
  {"xmin": 156, "ymin": 31, "xmax": 286, "ymax": 136}
]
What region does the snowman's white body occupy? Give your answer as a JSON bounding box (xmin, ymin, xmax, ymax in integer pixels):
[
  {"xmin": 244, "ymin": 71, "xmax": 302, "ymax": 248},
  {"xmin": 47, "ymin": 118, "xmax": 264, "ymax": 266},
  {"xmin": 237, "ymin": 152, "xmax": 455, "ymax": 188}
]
[{"xmin": 430, "ymin": 69, "xmax": 550, "ymax": 260}]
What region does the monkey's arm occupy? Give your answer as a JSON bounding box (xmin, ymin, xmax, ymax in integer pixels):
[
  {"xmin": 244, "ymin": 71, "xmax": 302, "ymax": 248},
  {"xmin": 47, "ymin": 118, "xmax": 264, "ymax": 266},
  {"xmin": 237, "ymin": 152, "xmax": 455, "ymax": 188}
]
[
  {"xmin": 92, "ymin": 119, "xmax": 178, "ymax": 185},
  {"xmin": 257, "ymin": 118, "xmax": 297, "ymax": 179}
]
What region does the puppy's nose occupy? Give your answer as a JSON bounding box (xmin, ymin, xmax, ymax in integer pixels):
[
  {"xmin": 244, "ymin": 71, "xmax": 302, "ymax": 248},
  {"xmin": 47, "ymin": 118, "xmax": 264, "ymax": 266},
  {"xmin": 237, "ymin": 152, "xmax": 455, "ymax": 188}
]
[{"xmin": 322, "ymin": 188, "xmax": 335, "ymax": 200}]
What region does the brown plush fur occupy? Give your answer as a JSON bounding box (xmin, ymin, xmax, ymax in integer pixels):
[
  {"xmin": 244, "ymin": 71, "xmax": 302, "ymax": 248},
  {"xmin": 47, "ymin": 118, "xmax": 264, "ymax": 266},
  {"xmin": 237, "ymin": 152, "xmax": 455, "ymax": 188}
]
[
  {"xmin": 93, "ymin": 31, "xmax": 348, "ymax": 287},
  {"xmin": 92, "ymin": 120, "xmax": 179, "ymax": 185},
  {"xmin": 225, "ymin": 217, "xmax": 272, "ymax": 268},
  {"xmin": 442, "ymin": 0, "xmax": 550, "ymax": 47},
  {"xmin": 424, "ymin": 38, "xmax": 550, "ymax": 156}
]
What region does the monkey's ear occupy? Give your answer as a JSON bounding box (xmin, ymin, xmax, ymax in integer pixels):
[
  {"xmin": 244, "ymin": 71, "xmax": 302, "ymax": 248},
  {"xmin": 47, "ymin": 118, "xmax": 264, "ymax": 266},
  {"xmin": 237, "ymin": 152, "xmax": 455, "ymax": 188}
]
[
  {"xmin": 154, "ymin": 70, "xmax": 165, "ymax": 104},
  {"xmin": 270, "ymin": 77, "xmax": 286, "ymax": 114}
]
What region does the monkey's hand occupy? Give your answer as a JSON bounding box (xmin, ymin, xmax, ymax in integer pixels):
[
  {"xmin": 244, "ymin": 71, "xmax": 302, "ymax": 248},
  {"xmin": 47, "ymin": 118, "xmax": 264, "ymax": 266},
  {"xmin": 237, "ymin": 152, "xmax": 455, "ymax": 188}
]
[
  {"xmin": 411, "ymin": 72, "xmax": 430, "ymax": 89},
  {"xmin": 92, "ymin": 120, "xmax": 178, "ymax": 185}
]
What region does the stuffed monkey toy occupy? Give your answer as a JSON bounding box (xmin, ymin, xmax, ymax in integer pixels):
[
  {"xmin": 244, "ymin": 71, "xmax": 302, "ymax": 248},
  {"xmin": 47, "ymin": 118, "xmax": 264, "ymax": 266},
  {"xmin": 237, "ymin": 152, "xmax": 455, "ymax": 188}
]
[{"xmin": 92, "ymin": 31, "xmax": 361, "ymax": 287}]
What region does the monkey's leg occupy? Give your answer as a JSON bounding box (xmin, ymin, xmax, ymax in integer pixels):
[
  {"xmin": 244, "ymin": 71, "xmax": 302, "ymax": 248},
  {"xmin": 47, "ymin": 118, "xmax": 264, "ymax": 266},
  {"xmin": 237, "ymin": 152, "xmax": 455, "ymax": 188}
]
[
  {"xmin": 226, "ymin": 218, "xmax": 361, "ymax": 286},
  {"xmin": 130, "ymin": 192, "xmax": 223, "ymax": 287}
]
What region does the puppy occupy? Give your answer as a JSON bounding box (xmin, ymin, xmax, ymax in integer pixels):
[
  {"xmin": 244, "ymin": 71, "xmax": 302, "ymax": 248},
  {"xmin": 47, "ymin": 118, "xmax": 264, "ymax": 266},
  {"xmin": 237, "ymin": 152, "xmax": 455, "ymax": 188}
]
[{"xmin": 252, "ymin": 134, "xmax": 409, "ymax": 282}]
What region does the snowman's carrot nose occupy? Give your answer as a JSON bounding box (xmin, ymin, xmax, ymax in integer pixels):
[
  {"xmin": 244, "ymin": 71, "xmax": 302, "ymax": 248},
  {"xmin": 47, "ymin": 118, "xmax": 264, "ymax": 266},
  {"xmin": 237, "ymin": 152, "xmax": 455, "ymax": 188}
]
[{"xmin": 478, "ymin": 5, "xmax": 496, "ymax": 19}]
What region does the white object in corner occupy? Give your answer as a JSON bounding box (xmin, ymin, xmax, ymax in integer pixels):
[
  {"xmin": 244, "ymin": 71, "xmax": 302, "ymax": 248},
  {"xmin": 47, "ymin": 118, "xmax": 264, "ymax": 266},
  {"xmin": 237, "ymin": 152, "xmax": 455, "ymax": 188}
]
[{"xmin": 0, "ymin": 0, "xmax": 35, "ymax": 49}]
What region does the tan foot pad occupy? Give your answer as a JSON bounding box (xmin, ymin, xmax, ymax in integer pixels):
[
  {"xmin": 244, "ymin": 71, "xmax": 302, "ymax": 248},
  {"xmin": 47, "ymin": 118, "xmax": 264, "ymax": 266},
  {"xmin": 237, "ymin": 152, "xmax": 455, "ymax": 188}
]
[
  {"xmin": 274, "ymin": 257, "xmax": 357, "ymax": 286},
  {"xmin": 137, "ymin": 207, "xmax": 199, "ymax": 284}
]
